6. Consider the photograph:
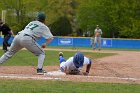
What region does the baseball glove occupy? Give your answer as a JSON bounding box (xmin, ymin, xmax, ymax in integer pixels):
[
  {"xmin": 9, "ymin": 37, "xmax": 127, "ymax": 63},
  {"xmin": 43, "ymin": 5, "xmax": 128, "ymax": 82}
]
[
  {"xmin": 83, "ymin": 72, "xmax": 89, "ymax": 76},
  {"xmin": 41, "ymin": 44, "xmax": 46, "ymax": 48}
]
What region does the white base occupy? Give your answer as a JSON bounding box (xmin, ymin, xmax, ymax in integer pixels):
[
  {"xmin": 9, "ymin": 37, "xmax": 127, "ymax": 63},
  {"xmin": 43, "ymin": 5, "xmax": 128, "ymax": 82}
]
[{"xmin": 45, "ymin": 70, "xmax": 66, "ymax": 76}]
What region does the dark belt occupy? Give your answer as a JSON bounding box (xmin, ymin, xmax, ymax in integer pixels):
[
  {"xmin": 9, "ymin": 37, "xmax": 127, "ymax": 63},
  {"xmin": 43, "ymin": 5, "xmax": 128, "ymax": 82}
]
[{"xmin": 23, "ymin": 34, "xmax": 36, "ymax": 40}]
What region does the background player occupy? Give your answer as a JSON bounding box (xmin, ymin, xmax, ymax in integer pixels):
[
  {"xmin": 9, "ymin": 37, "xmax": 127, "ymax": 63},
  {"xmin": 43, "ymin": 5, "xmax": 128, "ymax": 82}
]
[
  {"xmin": 0, "ymin": 19, "xmax": 14, "ymax": 52},
  {"xmin": 0, "ymin": 12, "xmax": 53, "ymax": 75},
  {"xmin": 59, "ymin": 52, "xmax": 92, "ymax": 75},
  {"xmin": 93, "ymin": 25, "xmax": 102, "ymax": 50}
]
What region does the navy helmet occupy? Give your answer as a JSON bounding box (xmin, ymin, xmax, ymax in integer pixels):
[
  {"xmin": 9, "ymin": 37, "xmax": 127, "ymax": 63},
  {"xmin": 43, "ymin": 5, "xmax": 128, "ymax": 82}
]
[
  {"xmin": 73, "ymin": 52, "xmax": 84, "ymax": 68},
  {"xmin": 37, "ymin": 12, "xmax": 46, "ymax": 21}
]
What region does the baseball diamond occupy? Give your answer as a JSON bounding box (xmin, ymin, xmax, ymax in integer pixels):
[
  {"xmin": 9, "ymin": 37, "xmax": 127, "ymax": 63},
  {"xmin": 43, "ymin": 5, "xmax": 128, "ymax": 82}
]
[{"xmin": 0, "ymin": 48, "xmax": 140, "ymax": 84}]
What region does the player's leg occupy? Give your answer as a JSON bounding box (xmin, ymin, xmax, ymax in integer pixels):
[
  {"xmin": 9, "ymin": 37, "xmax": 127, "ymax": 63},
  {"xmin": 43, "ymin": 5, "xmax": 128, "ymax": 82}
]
[
  {"xmin": 59, "ymin": 52, "xmax": 66, "ymax": 63},
  {"xmin": 0, "ymin": 35, "xmax": 22, "ymax": 64},
  {"xmin": 20, "ymin": 37, "xmax": 46, "ymax": 74},
  {"xmin": 2, "ymin": 36, "xmax": 6, "ymax": 51},
  {"xmin": 59, "ymin": 52, "xmax": 66, "ymax": 72},
  {"xmin": 6, "ymin": 34, "xmax": 11, "ymax": 46},
  {"xmin": 98, "ymin": 37, "xmax": 101, "ymax": 50},
  {"xmin": 3, "ymin": 35, "xmax": 10, "ymax": 52},
  {"xmin": 93, "ymin": 37, "xmax": 97, "ymax": 49},
  {"xmin": 25, "ymin": 42, "xmax": 46, "ymax": 74}
]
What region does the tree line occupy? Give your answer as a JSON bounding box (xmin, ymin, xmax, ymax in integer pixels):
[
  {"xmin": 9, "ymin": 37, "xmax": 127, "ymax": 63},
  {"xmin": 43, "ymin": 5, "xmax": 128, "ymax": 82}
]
[{"xmin": 0, "ymin": 0, "xmax": 140, "ymax": 38}]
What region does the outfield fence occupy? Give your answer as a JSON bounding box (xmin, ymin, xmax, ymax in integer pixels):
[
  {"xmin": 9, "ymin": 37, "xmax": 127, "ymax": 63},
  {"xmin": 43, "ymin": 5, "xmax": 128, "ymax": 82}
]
[{"xmin": 1, "ymin": 36, "xmax": 140, "ymax": 49}]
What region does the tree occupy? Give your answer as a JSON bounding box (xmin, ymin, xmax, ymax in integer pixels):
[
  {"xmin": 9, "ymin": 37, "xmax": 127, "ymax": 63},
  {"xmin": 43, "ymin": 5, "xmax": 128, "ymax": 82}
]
[
  {"xmin": 76, "ymin": 0, "xmax": 140, "ymax": 38},
  {"xmin": 50, "ymin": 16, "xmax": 72, "ymax": 36}
]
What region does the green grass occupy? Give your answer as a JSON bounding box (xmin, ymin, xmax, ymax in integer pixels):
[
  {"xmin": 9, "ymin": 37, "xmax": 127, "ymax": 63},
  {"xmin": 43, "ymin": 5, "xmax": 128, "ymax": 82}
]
[
  {"xmin": 0, "ymin": 50, "xmax": 115, "ymax": 66},
  {"xmin": 0, "ymin": 79, "xmax": 139, "ymax": 93},
  {"xmin": 0, "ymin": 49, "xmax": 139, "ymax": 93}
]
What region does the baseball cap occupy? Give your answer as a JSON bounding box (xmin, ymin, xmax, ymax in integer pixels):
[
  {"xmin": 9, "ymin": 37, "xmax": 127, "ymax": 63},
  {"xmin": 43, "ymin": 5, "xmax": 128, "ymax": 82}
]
[{"xmin": 37, "ymin": 12, "xmax": 46, "ymax": 21}]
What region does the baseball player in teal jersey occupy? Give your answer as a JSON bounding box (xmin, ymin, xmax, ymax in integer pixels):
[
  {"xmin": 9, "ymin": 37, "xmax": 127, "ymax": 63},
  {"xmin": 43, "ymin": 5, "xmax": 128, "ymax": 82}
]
[
  {"xmin": 59, "ymin": 52, "xmax": 92, "ymax": 75},
  {"xmin": 0, "ymin": 12, "xmax": 54, "ymax": 75}
]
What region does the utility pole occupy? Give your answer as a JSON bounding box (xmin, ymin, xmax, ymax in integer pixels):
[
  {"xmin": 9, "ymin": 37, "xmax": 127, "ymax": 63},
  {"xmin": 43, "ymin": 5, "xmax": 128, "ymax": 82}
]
[{"xmin": 1, "ymin": 10, "xmax": 6, "ymax": 23}]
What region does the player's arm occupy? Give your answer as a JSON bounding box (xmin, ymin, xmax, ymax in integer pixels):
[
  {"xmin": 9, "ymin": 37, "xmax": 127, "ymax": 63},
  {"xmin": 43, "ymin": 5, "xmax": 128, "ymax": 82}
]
[
  {"xmin": 85, "ymin": 61, "xmax": 92, "ymax": 74},
  {"xmin": 94, "ymin": 29, "xmax": 96, "ymax": 36},
  {"xmin": 4, "ymin": 24, "xmax": 13, "ymax": 35},
  {"xmin": 41, "ymin": 37, "xmax": 53, "ymax": 48},
  {"xmin": 41, "ymin": 27, "xmax": 54, "ymax": 48},
  {"xmin": 99, "ymin": 29, "xmax": 102, "ymax": 35},
  {"xmin": 9, "ymin": 30, "xmax": 14, "ymax": 36},
  {"xmin": 42, "ymin": 37, "xmax": 53, "ymax": 48},
  {"xmin": 94, "ymin": 29, "xmax": 98, "ymax": 37},
  {"xmin": 83, "ymin": 58, "xmax": 92, "ymax": 76},
  {"xmin": 46, "ymin": 37, "xmax": 54, "ymax": 45}
]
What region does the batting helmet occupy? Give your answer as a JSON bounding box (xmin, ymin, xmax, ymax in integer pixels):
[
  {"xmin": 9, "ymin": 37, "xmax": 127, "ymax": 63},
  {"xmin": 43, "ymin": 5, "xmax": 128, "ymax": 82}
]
[
  {"xmin": 37, "ymin": 12, "xmax": 46, "ymax": 21},
  {"xmin": 73, "ymin": 52, "xmax": 84, "ymax": 68}
]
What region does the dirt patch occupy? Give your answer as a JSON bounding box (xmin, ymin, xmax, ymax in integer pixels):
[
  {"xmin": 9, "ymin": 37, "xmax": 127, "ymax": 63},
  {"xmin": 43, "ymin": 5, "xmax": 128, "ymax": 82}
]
[{"xmin": 0, "ymin": 48, "xmax": 140, "ymax": 84}]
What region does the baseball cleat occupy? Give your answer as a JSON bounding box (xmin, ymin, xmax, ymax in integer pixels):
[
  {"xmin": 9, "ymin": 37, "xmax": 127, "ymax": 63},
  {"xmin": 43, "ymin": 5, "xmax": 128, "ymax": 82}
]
[
  {"xmin": 59, "ymin": 52, "xmax": 63, "ymax": 57},
  {"xmin": 37, "ymin": 68, "xmax": 46, "ymax": 75}
]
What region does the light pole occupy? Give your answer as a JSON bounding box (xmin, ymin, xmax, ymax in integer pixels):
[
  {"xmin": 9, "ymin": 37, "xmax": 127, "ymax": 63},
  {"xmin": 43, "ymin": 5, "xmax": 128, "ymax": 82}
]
[{"xmin": 1, "ymin": 10, "xmax": 6, "ymax": 23}]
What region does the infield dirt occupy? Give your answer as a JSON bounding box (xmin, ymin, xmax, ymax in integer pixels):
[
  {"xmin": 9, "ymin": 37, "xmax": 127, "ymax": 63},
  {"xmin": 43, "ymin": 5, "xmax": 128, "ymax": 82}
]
[{"xmin": 0, "ymin": 48, "xmax": 140, "ymax": 84}]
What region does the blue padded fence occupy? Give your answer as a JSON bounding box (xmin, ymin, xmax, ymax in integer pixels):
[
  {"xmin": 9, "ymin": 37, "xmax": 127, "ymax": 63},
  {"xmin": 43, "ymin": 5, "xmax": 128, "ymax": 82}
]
[{"xmin": 0, "ymin": 36, "xmax": 140, "ymax": 49}]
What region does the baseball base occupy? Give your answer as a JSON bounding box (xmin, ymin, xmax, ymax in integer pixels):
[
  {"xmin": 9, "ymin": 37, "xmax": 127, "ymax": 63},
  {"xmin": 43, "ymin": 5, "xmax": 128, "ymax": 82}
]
[{"xmin": 45, "ymin": 70, "xmax": 66, "ymax": 76}]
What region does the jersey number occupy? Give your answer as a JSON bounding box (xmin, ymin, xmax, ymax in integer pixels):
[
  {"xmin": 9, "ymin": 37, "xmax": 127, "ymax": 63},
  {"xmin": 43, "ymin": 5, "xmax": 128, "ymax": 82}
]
[{"xmin": 26, "ymin": 23, "xmax": 39, "ymax": 30}]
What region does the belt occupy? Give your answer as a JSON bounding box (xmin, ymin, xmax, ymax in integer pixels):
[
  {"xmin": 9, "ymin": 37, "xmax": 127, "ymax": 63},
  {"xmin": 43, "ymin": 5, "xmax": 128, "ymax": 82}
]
[
  {"xmin": 17, "ymin": 33, "xmax": 36, "ymax": 40},
  {"xmin": 23, "ymin": 34, "xmax": 36, "ymax": 40}
]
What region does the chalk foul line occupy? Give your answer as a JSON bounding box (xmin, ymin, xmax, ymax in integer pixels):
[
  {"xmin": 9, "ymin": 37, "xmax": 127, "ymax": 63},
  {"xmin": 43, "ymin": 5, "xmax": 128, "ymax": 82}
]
[
  {"xmin": 0, "ymin": 74, "xmax": 140, "ymax": 82},
  {"xmin": 90, "ymin": 76, "xmax": 140, "ymax": 81},
  {"xmin": 0, "ymin": 74, "xmax": 61, "ymax": 80}
]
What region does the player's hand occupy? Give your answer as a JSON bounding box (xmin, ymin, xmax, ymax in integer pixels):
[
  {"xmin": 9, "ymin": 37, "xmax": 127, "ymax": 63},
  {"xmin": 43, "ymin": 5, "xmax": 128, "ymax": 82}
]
[
  {"xmin": 83, "ymin": 72, "xmax": 89, "ymax": 76},
  {"xmin": 41, "ymin": 44, "xmax": 46, "ymax": 48}
]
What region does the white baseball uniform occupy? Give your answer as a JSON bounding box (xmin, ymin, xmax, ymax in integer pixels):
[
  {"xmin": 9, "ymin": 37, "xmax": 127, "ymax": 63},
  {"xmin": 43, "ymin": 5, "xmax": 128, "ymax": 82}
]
[
  {"xmin": 94, "ymin": 28, "xmax": 102, "ymax": 49},
  {"xmin": 60, "ymin": 56, "xmax": 91, "ymax": 74},
  {"xmin": 0, "ymin": 21, "xmax": 53, "ymax": 69}
]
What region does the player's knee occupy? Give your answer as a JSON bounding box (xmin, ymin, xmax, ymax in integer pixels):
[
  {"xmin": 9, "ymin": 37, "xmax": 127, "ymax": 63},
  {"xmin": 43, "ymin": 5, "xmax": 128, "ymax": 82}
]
[
  {"xmin": 42, "ymin": 54, "xmax": 45, "ymax": 59},
  {"xmin": 35, "ymin": 51, "xmax": 45, "ymax": 56},
  {"xmin": 39, "ymin": 53, "xmax": 45, "ymax": 58}
]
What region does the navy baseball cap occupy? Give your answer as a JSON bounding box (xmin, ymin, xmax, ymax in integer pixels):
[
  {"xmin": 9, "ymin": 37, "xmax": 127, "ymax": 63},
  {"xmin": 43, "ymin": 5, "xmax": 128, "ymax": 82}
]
[
  {"xmin": 73, "ymin": 52, "xmax": 84, "ymax": 68},
  {"xmin": 37, "ymin": 12, "xmax": 46, "ymax": 21}
]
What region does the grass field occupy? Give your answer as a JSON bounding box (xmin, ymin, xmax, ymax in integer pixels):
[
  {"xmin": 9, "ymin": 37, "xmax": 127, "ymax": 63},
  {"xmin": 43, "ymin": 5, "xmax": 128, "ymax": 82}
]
[
  {"xmin": 0, "ymin": 79, "xmax": 140, "ymax": 93},
  {"xmin": 0, "ymin": 49, "xmax": 139, "ymax": 93},
  {"xmin": 0, "ymin": 50, "xmax": 115, "ymax": 66}
]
